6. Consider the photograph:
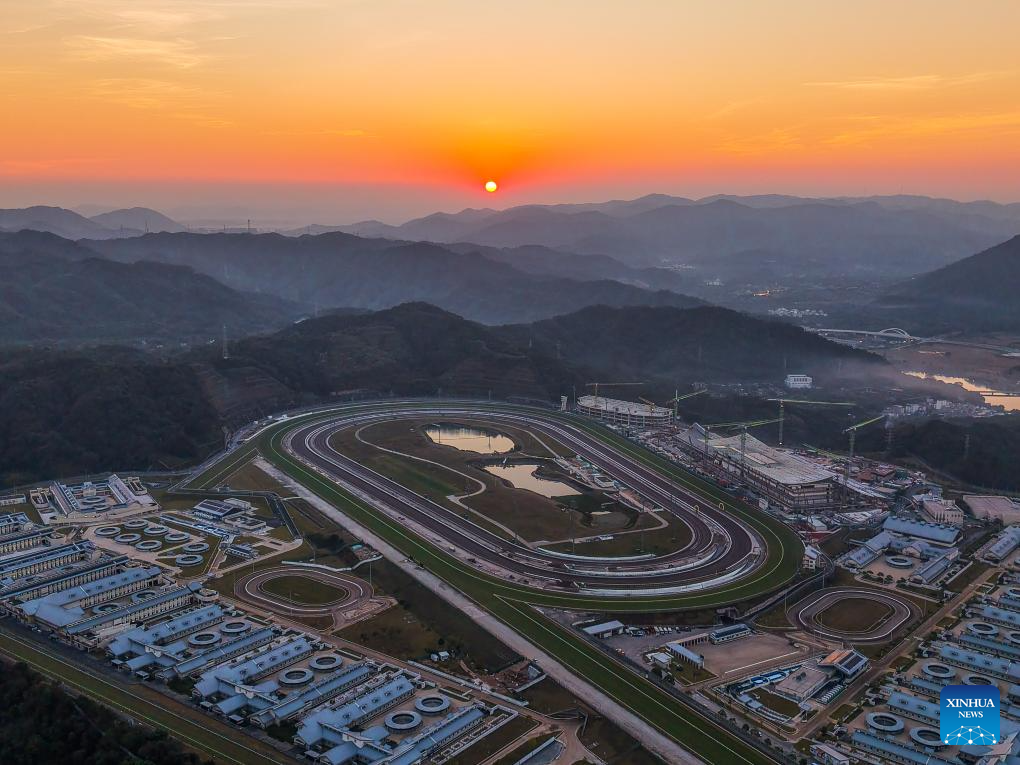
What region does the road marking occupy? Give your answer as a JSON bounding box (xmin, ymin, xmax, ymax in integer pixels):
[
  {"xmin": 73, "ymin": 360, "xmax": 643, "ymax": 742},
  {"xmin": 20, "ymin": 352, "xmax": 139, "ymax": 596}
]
[{"xmin": 725, "ymin": 651, "xmax": 803, "ymax": 675}]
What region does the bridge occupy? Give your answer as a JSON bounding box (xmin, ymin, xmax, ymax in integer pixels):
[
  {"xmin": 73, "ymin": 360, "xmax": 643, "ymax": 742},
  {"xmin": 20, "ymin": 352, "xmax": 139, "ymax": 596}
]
[
  {"xmin": 808, "ymin": 327, "xmax": 1015, "ymax": 353},
  {"xmin": 811, "ymin": 327, "xmax": 920, "ymax": 340}
]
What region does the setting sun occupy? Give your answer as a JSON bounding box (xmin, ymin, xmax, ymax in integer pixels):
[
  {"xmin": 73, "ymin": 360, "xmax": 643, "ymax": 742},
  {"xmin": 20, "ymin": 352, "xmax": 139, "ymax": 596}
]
[{"xmin": 484, "ymin": 180, "xmax": 498, "ymax": 193}]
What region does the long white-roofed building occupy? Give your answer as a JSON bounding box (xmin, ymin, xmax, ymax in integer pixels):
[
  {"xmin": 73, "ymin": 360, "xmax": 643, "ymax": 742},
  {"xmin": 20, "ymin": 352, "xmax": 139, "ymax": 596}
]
[{"xmin": 576, "ymin": 396, "xmax": 672, "ymax": 427}]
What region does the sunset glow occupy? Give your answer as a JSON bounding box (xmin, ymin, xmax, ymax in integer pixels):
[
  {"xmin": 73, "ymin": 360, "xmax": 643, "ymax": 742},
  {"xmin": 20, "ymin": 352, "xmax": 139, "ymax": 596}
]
[{"xmin": 2, "ymin": 1, "xmax": 1019, "ymax": 219}]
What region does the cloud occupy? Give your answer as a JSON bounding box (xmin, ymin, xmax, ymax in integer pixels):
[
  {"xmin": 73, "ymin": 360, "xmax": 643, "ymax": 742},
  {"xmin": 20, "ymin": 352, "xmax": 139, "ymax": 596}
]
[
  {"xmin": 57, "ymin": 0, "xmax": 328, "ymax": 30},
  {"xmin": 0, "ymin": 156, "xmax": 107, "ymax": 174},
  {"xmin": 715, "ymin": 127, "xmax": 805, "ymax": 155},
  {"xmin": 825, "ymin": 111, "xmax": 1020, "ymax": 146},
  {"xmin": 262, "ymin": 128, "xmax": 372, "ymax": 138},
  {"xmin": 807, "ymin": 72, "xmax": 1008, "ymax": 90},
  {"xmin": 87, "ymin": 77, "xmax": 205, "ymax": 108},
  {"xmin": 66, "ymin": 35, "xmax": 206, "ymax": 68}
]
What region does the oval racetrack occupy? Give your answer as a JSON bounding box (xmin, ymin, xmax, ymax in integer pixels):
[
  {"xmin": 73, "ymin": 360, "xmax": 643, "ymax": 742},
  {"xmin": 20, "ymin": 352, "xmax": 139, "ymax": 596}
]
[{"xmin": 280, "ymin": 403, "xmax": 781, "ymax": 597}]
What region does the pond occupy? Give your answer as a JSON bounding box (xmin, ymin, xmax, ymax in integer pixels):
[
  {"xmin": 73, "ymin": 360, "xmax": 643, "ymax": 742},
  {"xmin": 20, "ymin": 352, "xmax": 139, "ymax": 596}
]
[
  {"xmin": 423, "ymin": 423, "xmax": 515, "ymax": 454},
  {"xmin": 483, "ymin": 462, "xmax": 580, "ymax": 498},
  {"xmin": 905, "ymin": 372, "xmax": 1020, "ymax": 412}
]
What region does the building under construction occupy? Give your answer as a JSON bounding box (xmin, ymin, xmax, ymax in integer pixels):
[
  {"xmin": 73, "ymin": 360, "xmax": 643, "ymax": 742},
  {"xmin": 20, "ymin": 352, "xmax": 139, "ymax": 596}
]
[
  {"xmin": 576, "ymin": 395, "xmax": 673, "ymax": 427},
  {"xmin": 677, "ymin": 426, "xmax": 841, "ymax": 513}
]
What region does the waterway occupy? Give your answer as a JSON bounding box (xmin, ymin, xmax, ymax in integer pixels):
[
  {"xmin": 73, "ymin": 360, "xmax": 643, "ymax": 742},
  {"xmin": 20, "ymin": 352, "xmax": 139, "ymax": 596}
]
[
  {"xmin": 905, "ymin": 372, "xmax": 1020, "ymax": 412},
  {"xmin": 423, "ymin": 423, "xmax": 515, "ymax": 454},
  {"xmin": 483, "ymin": 463, "xmax": 580, "ymax": 498}
]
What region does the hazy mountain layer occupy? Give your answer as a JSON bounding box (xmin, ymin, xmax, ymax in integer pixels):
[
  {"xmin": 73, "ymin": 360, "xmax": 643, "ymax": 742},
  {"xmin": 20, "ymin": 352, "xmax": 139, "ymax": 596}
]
[
  {"xmin": 0, "ymin": 235, "xmax": 302, "ymax": 345},
  {"xmin": 332, "ymin": 194, "xmax": 1019, "ymax": 277},
  {"xmin": 83, "ymin": 231, "xmax": 705, "ymax": 324}
]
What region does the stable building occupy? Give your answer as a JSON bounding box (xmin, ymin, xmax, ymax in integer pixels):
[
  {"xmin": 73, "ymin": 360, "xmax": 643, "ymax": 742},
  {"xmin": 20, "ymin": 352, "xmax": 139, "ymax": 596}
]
[
  {"xmin": 581, "ymin": 620, "xmax": 625, "ymax": 638},
  {"xmin": 18, "ymin": 565, "xmax": 163, "ymax": 629},
  {"xmin": 0, "ymin": 541, "xmax": 95, "ymax": 584},
  {"xmin": 710, "ymin": 623, "xmax": 751, "ymax": 644},
  {"xmin": 887, "ymin": 690, "xmax": 939, "ymax": 726},
  {"xmin": 0, "ymin": 512, "xmax": 31, "ymax": 536},
  {"xmin": 193, "ymin": 498, "xmax": 252, "ymax": 522},
  {"xmin": 666, "ymin": 642, "xmax": 705, "ymax": 667},
  {"xmin": 987, "ymin": 526, "xmax": 1020, "ymax": 562}
]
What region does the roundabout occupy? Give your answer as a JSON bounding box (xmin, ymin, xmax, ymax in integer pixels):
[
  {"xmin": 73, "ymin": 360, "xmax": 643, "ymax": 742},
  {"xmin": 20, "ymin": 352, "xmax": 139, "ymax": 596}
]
[{"xmin": 789, "ymin": 587, "xmax": 918, "ymax": 642}]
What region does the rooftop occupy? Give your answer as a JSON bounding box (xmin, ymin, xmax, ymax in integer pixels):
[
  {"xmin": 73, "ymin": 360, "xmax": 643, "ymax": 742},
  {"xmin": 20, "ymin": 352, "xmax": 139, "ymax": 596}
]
[
  {"xmin": 577, "ymin": 395, "xmax": 671, "ymax": 418},
  {"xmin": 702, "ymin": 432, "xmax": 835, "ymax": 485}
]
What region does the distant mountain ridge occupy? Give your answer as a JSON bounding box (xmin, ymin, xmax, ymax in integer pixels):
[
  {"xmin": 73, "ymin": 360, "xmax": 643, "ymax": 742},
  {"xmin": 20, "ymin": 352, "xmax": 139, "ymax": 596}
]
[
  {"xmin": 877, "ymin": 234, "xmax": 1020, "ymax": 331},
  {"xmin": 0, "ymin": 232, "xmax": 301, "ymax": 345},
  {"xmin": 321, "ymin": 193, "xmax": 1020, "ymax": 278},
  {"xmin": 81, "ymin": 230, "xmax": 706, "ymax": 324},
  {"xmin": 0, "ymin": 205, "xmax": 185, "ymax": 239},
  {"xmin": 90, "ymin": 207, "xmax": 185, "ymax": 233}
]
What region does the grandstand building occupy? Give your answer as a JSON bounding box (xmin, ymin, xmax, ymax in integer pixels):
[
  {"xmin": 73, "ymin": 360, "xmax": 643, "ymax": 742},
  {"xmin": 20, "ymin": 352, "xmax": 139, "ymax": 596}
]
[
  {"xmin": 576, "ymin": 396, "xmax": 672, "ymax": 427},
  {"xmin": 678, "ymin": 428, "xmax": 839, "ymax": 512}
]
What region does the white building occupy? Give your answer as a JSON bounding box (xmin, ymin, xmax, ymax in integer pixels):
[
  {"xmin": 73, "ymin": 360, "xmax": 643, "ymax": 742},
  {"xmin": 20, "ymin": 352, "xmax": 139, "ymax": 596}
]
[
  {"xmin": 784, "ymin": 374, "xmax": 813, "ymax": 389},
  {"xmin": 576, "ymin": 396, "xmax": 672, "ymax": 427}
]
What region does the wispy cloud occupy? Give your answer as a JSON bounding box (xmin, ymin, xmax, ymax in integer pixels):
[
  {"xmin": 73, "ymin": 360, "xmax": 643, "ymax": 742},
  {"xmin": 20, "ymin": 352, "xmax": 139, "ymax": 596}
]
[
  {"xmin": 807, "ymin": 72, "xmax": 1008, "ymax": 90},
  {"xmin": 0, "ymin": 156, "xmax": 107, "ymax": 174},
  {"xmin": 57, "ymin": 0, "xmax": 327, "ymax": 31},
  {"xmin": 825, "ymin": 111, "xmax": 1020, "ymax": 146},
  {"xmin": 66, "ymin": 35, "xmax": 206, "ymax": 68},
  {"xmin": 87, "ymin": 77, "xmax": 205, "ymax": 108},
  {"xmin": 715, "ymin": 126, "xmax": 805, "ymax": 155},
  {"xmin": 262, "ymin": 128, "xmax": 372, "ymax": 138}
]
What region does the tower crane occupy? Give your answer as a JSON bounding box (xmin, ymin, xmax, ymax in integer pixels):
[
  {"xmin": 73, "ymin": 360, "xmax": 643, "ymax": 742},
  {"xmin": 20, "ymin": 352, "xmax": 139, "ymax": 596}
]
[
  {"xmin": 708, "ymin": 417, "xmax": 783, "ymax": 475},
  {"xmin": 766, "ymin": 398, "xmax": 855, "ymax": 446},
  {"xmin": 840, "ymin": 414, "xmax": 885, "ymax": 510},
  {"xmin": 665, "ymin": 387, "xmax": 708, "ymax": 421}
]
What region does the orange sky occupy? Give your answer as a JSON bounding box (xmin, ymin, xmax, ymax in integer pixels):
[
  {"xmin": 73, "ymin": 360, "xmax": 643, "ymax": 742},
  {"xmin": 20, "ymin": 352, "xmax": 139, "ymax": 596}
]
[{"xmin": 2, "ymin": 1, "xmax": 1020, "ymax": 221}]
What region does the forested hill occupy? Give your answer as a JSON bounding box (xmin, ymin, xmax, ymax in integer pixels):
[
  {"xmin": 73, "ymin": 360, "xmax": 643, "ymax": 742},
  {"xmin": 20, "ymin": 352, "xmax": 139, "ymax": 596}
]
[
  {"xmin": 878, "ymin": 235, "xmax": 1020, "ymax": 332},
  {"xmin": 0, "ymin": 661, "xmax": 213, "ymax": 765},
  {"xmin": 0, "ymin": 301, "xmax": 884, "ymax": 484},
  {"xmin": 507, "ymin": 304, "xmax": 885, "ymax": 384},
  {"xmin": 0, "ymin": 348, "xmax": 220, "ymax": 485}
]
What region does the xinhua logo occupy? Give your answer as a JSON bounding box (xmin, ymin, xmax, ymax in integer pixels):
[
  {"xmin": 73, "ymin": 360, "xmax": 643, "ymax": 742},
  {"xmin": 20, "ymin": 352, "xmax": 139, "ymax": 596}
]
[{"xmin": 940, "ymin": 684, "xmax": 1000, "ymax": 745}]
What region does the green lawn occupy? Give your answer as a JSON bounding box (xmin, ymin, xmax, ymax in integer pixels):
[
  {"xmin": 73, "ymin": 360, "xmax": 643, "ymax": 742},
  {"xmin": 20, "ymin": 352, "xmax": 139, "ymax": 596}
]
[
  {"xmin": 815, "ymin": 597, "xmax": 894, "ymax": 633},
  {"xmin": 260, "ymin": 574, "xmax": 349, "ymax": 604}
]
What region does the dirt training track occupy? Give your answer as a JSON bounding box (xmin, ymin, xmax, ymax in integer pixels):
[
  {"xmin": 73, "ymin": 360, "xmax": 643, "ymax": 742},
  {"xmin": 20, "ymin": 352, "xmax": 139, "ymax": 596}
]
[
  {"xmin": 233, "ymin": 566, "xmax": 376, "ymax": 628},
  {"xmin": 789, "ymin": 587, "xmax": 919, "ymax": 643}
]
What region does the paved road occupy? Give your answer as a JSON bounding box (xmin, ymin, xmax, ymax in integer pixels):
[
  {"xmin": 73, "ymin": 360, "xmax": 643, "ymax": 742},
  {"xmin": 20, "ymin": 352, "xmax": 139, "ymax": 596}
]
[{"xmin": 286, "ymin": 405, "xmax": 766, "ymax": 593}]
